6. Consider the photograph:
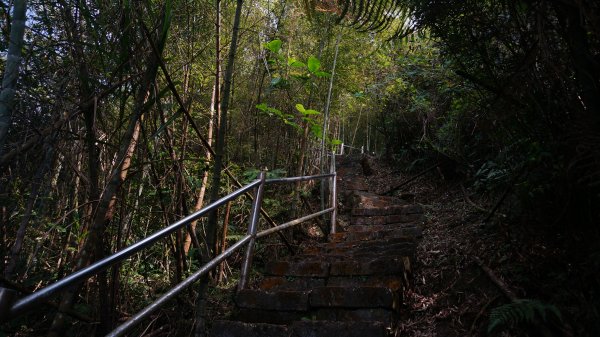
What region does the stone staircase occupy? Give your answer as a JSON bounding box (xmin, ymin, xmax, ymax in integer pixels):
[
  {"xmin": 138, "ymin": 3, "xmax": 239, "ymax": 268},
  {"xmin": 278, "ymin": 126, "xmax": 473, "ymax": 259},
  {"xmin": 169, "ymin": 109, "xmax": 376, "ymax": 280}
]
[{"xmin": 210, "ymin": 155, "xmax": 424, "ymax": 337}]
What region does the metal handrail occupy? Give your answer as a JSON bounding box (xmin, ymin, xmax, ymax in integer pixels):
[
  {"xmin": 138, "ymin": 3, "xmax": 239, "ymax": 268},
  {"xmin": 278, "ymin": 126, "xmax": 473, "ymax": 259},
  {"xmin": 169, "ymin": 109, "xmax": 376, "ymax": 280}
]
[
  {"xmin": 0, "ymin": 152, "xmax": 339, "ymax": 337},
  {"xmin": 6, "ymin": 180, "xmax": 260, "ymax": 318}
]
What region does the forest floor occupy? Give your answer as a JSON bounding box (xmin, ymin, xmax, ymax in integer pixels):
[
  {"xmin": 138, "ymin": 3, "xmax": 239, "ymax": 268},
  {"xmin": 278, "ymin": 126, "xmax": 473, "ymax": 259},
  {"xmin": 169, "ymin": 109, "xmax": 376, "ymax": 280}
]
[{"xmin": 356, "ymin": 156, "xmax": 589, "ymax": 337}]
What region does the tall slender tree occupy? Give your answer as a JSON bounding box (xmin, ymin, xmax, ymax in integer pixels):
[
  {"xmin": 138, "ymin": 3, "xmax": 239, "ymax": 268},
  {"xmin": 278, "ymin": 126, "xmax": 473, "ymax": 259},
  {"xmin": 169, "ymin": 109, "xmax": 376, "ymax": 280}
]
[{"xmin": 0, "ymin": 0, "xmax": 27, "ymax": 156}]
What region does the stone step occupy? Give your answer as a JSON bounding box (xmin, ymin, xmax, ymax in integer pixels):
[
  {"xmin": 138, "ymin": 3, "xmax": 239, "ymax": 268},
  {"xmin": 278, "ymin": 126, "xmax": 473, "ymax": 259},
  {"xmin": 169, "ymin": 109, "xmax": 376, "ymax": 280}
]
[
  {"xmin": 344, "ymin": 224, "xmax": 423, "ymax": 238},
  {"xmin": 259, "ymin": 275, "xmax": 403, "ymax": 292},
  {"xmin": 265, "ymin": 260, "xmax": 329, "ymax": 277},
  {"xmin": 350, "ymin": 192, "xmax": 406, "ymax": 209},
  {"xmin": 296, "ymin": 243, "xmax": 415, "ymax": 259},
  {"xmin": 236, "ymin": 286, "xmax": 397, "ymax": 312},
  {"xmin": 312, "ymin": 236, "xmax": 415, "ymax": 250},
  {"xmin": 210, "ymin": 320, "xmax": 389, "ymax": 337},
  {"xmin": 329, "ymin": 256, "xmax": 412, "ymax": 277},
  {"xmin": 351, "ymin": 204, "xmax": 423, "ymax": 216},
  {"xmin": 236, "ymin": 289, "xmax": 310, "ymax": 311},
  {"xmin": 327, "ymin": 275, "xmax": 404, "ymax": 290},
  {"xmin": 259, "ymin": 255, "xmax": 413, "ymax": 280},
  {"xmin": 310, "ymin": 286, "xmax": 398, "ymax": 309},
  {"xmin": 233, "ymin": 307, "xmax": 394, "ymax": 326},
  {"xmin": 328, "ymin": 228, "xmax": 420, "ymax": 243},
  {"xmin": 349, "ymin": 213, "xmax": 424, "ymax": 226},
  {"xmin": 259, "ymin": 276, "xmax": 326, "ymax": 291}
]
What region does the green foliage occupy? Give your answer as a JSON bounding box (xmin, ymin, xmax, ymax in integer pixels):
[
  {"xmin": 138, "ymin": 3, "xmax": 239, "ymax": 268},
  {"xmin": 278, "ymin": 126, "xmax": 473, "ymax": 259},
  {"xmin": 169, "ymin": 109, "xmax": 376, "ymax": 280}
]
[
  {"xmin": 266, "ymin": 39, "xmax": 283, "ymax": 54},
  {"xmin": 307, "ymin": 55, "xmax": 320, "ymax": 73},
  {"xmin": 488, "ymin": 299, "xmax": 562, "ymax": 334},
  {"xmin": 241, "ymin": 168, "xmax": 287, "ymax": 183}
]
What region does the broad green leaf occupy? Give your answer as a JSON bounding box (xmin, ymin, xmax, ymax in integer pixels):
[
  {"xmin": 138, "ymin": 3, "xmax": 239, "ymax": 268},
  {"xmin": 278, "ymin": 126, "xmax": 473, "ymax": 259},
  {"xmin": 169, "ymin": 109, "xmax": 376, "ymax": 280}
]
[
  {"xmin": 314, "ymin": 70, "xmax": 330, "ymax": 78},
  {"xmin": 270, "ymin": 77, "xmax": 283, "ymax": 86},
  {"xmin": 310, "ymin": 124, "xmax": 322, "ymax": 139},
  {"xmin": 331, "ymin": 139, "xmax": 342, "ymax": 145},
  {"xmin": 353, "ymin": 91, "xmax": 365, "ymax": 98},
  {"xmin": 288, "ymin": 58, "xmax": 306, "ymax": 68},
  {"xmin": 303, "ymin": 108, "xmax": 320, "ymax": 115},
  {"xmin": 256, "ymin": 103, "xmax": 268, "ymax": 111},
  {"xmin": 307, "ymin": 55, "xmax": 321, "ymax": 73},
  {"xmin": 266, "ymin": 39, "xmax": 282, "ymax": 53},
  {"xmin": 291, "ymin": 74, "xmax": 310, "ymax": 81},
  {"xmin": 295, "ymin": 103, "xmax": 306, "ymax": 113}
]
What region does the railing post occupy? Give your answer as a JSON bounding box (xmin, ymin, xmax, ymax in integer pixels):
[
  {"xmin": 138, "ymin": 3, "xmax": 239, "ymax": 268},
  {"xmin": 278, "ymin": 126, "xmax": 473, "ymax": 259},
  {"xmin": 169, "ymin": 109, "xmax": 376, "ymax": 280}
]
[
  {"xmin": 0, "ymin": 287, "xmax": 17, "ymax": 322},
  {"xmin": 330, "ymin": 151, "xmax": 337, "ymax": 234},
  {"xmin": 238, "ymin": 169, "xmax": 266, "ymax": 291}
]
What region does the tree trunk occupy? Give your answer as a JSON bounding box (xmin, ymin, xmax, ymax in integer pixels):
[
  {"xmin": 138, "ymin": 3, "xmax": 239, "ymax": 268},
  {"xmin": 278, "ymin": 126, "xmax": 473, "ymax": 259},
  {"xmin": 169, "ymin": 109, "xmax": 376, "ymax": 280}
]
[
  {"xmin": 196, "ymin": 2, "xmax": 243, "ymax": 336},
  {"xmin": 205, "ymin": 0, "xmax": 243, "ymax": 262},
  {"xmin": 47, "ymin": 8, "xmax": 170, "ymax": 335},
  {"xmin": 0, "ymin": 0, "xmax": 27, "ymax": 156},
  {"xmin": 184, "ymin": 0, "xmax": 221, "ymax": 256},
  {"xmin": 4, "ymin": 136, "xmax": 55, "ymax": 279}
]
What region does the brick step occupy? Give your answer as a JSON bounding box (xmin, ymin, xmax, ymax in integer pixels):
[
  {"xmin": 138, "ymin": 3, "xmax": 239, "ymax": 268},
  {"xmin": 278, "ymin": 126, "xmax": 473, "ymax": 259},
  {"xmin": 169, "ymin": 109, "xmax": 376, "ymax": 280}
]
[
  {"xmin": 351, "ymin": 204, "xmax": 423, "ymax": 216},
  {"xmin": 236, "ymin": 286, "xmax": 398, "ymax": 312},
  {"xmin": 306, "ymin": 236, "xmax": 415, "ymax": 252},
  {"xmin": 294, "ymin": 244, "xmax": 416, "ymax": 260},
  {"xmin": 264, "ymin": 255, "xmax": 411, "ymax": 278},
  {"xmin": 233, "ymin": 307, "xmax": 395, "ymax": 326},
  {"xmin": 328, "ymin": 228, "xmax": 421, "ymax": 243},
  {"xmin": 349, "ymin": 213, "xmax": 424, "ymax": 226},
  {"xmin": 210, "ymin": 320, "xmax": 389, "ymax": 337},
  {"xmin": 344, "ymin": 223, "xmax": 423, "ymax": 236},
  {"xmin": 350, "ymin": 192, "xmax": 406, "ymax": 209},
  {"xmin": 289, "ymin": 252, "xmax": 414, "ymax": 264},
  {"xmin": 259, "ymin": 276, "xmax": 326, "ymax": 291},
  {"xmin": 259, "ymin": 275, "xmax": 404, "ymax": 292},
  {"xmin": 328, "ymin": 256, "xmax": 411, "ymax": 277}
]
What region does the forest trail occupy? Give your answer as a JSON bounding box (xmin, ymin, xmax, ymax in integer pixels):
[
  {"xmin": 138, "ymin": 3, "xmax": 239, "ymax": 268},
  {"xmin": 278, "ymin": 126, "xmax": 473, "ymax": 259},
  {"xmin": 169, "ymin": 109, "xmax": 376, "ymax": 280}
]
[{"xmin": 209, "ymin": 155, "xmax": 426, "ymax": 336}]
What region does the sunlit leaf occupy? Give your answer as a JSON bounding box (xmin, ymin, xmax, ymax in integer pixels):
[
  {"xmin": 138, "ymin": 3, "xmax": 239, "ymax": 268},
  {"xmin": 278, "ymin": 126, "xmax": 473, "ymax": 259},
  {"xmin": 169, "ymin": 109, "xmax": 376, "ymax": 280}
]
[
  {"xmin": 288, "ymin": 58, "xmax": 306, "ymax": 68},
  {"xmin": 295, "ymin": 103, "xmax": 306, "ymax": 113},
  {"xmin": 266, "ymin": 39, "xmax": 282, "ymax": 53},
  {"xmin": 256, "ymin": 102, "xmax": 268, "ymax": 111},
  {"xmin": 314, "ymin": 70, "xmax": 330, "ymax": 78},
  {"xmin": 307, "ymin": 55, "xmax": 321, "ymax": 73}
]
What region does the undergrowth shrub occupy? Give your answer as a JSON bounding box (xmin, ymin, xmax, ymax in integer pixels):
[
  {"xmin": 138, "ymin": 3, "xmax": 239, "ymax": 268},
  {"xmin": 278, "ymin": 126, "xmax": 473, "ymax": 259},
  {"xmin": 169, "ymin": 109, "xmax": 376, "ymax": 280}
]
[{"xmin": 488, "ymin": 299, "xmax": 562, "ymax": 334}]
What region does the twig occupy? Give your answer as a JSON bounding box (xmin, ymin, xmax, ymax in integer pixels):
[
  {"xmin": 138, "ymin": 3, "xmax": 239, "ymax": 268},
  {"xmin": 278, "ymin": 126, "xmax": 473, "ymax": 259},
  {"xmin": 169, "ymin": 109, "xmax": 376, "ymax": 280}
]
[
  {"xmin": 473, "ymin": 256, "xmax": 517, "ymax": 301},
  {"xmin": 483, "ymin": 167, "xmax": 526, "ymax": 223},
  {"xmin": 383, "ymin": 163, "xmax": 440, "ymax": 195},
  {"xmin": 460, "ymin": 184, "xmax": 488, "ymax": 213}
]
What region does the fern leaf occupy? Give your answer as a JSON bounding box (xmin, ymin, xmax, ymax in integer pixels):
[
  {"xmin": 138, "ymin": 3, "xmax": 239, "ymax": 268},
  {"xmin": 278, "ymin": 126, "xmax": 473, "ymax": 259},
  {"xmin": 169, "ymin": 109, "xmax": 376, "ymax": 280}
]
[{"xmin": 487, "ymin": 299, "xmax": 562, "ymax": 334}]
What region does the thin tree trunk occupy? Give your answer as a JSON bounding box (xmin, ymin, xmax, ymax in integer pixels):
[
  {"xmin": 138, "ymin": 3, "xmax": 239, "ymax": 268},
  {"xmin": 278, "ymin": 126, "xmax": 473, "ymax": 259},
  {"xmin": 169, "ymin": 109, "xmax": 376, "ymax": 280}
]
[
  {"xmin": 48, "ymin": 10, "xmax": 170, "ymax": 335},
  {"xmin": 0, "ymin": 0, "xmax": 27, "ymax": 156},
  {"xmin": 206, "ymin": 0, "xmax": 243, "ymax": 262},
  {"xmin": 4, "ymin": 137, "xmax": 55, "ymax": 279},
  {"xmin": 184, "ymin": 0, "xmax": 220, "ymax": 256},
  {"xmin": 196, "ymin": 2, "xmax": 243, "ymax": 336}
]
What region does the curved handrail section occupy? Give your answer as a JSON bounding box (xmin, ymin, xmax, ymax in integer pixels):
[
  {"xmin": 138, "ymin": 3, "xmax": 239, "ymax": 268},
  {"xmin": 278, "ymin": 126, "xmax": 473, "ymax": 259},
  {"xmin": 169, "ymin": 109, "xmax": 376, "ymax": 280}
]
[{"xmin": 0, "ymin": 152, "xmax": 338, "ymax": 337}]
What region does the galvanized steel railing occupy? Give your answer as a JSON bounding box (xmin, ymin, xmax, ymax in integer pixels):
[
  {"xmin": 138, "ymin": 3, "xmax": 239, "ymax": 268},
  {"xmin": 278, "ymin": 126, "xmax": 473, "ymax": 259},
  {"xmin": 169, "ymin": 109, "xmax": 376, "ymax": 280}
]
[{"xmin": 0, "ymin": 153, "xmax": 338, "ymax": 337}]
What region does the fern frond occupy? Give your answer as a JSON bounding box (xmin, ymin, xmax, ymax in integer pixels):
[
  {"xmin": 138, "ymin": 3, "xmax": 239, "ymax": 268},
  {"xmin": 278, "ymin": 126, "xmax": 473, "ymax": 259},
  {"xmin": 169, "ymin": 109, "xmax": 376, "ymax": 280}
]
[{"xmin": 488, "ymin": 299, "xmax": 562, "ymax": 334}]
